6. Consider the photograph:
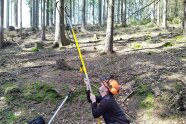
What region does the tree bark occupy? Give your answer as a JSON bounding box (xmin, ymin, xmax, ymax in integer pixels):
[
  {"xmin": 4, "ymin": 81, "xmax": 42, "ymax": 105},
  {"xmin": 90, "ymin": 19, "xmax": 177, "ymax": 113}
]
[
  {"xmin": 183, "ymin": 0, "xmax": 186, "ymax": 34},
  {"xmin": 13, "ymin": 0, "xmax": 18, "ymax": 27},
  {"xmin": 117, "ymin": 0, "xmax": 120, "ymax": 23},
  {"xmin": 162, "ymin": 0, "xmax": 167, "ymax": 28},
  {"xmin": 6, "ymin": 0, "xmax": 9, "ymax": 28},
  {"xmin": 156, "ymin": 0, "xmax": 160, "ymax": 25},
  {"xmin": 36, "ymin": 0, "xmax": 39, "ymax": 28},
  {"xmin": 53, "ymin": 0, "xmax": 69, "ymax": 48},
  {"xmin": 81, "ymin": 0, "xmax": 86, "ymax": 30},
  {"xmin": 92, "ymin": 0, "xmax": 95, "ymax": 24},
  {"xmin": 73, "ymin": 0, "xmax": 75, "ymax": 24},
  {"xmin": 98, "ymin": 0, "xmax": 102, "ymax": 25},
  {"xmin": 41, "ymin": 0, "xmax": 46, "ymax": 41},
  {"xmin": 103, "ymin": 0, "xmax": 106, "ymax": 24},
  {"xmin": 121, "ymin": 0, "xmax": 127, "ymax": 27},
  {"xmin": 0, "ymin": 0, "xmax": 4, "ymax": 48},
  {"xmin": 46, "ymin": 0, "xmax": 49, "ymax": 26},
  {"xmin": 53, "ymin": 0, "xmax": 56, "ymax": 26},
  {"xmin": 104, "ymin": 0, "xmax": 114, "ymax": 54},
  {"xmin": 49, "ymin": 0, "xmax": 53, "ymax": 26},
  {"xmin": 20, "ymin": 0, "xmax": 22, "ymax": 36}
]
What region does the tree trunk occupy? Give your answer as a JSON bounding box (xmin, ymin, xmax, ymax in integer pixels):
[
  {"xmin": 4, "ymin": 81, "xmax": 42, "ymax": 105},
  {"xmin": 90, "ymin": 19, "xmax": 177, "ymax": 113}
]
[
  {"xmin": 92, "ymin": 0, "xmax": 95, "ymax": 24},
  {"xmin": 121, "ymin": 0, "xmax": 127, "ymax": 27},
  {"xmin": 20, "ymin": 0, "xmax": 22, "ymax": 36},
  {"xmin": 36, "ymin": 0, "xmax": 39, "ymax": 28},
  {"xmin": 162, "ymin": 0, "xmax": 167, "ymax": 28},
  {"xmin": 13, "ymin": 0, "xmax": 18, "ymax": 27},
  {"xmin": 6, "ymin": 0, "xmax": 9, "ymax": 28},
  {"xmin": 53, "ymin": 0, "xmax": 69, "ymax": 48},
  {"xmin": 49, "ymin": 0, "xmax": 53, "ymax": 26},
  {"xmin": 31, "ymin": 0, "xmax": 36, "ymax": 28},
  {"xmin": 70, "ymin": 0, "xmax": 72, "ymax": 21},
  {"xmin": 46, "ymin": 0, "xmax": 49, "ymax": 26},
  {"xmin": 183, "ymin": 0, "xmax": 186, "ymax": 34},
  {"xmin": 41, "ymin": 0, "xmax": 46, "ymax": 41},
  {"xmin": 73, "ymin": 0, "xmax": 75, "ymax": 24},
  {"xmin": 0, "ymin": 0, "xmax": 4, "ymax": 48},
  {"xmin": 98, "ymin": 0, "xmax": 102, "ymax": 25},
  {"xmin": 78, "ymin": 0, "xmax": 80, "ymax": 24},
  {"xmin": 153, "ymin": 2, "xmax": 156, "ymax": 23},
  {"xmin": 103, "ymin": 0, "xmax": 106, "ymax": 24},
  {"xmin": 174, "ymin": 0, "xmax": 178, "ymax": 17},
  {"xmin": 156, "ymin": 0, "xmax": 160, "ymax": 25},
  {"xmin": 81, "ymin": 0, "xmax": 86, "ymax": 30},
  {"xmin": 104, "ymin": 0, "xmax": 114, "ymax": 54},
  {"xmin": 53, "ymin": 0, "xmax": 56, "ymax": 26},
  {"xmin": 117, "ymin": 0, "xmax": 120, "ymax": 23}
]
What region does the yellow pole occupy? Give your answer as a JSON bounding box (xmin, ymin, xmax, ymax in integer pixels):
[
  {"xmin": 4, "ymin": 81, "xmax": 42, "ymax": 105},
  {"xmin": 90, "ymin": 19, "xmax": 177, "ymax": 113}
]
[{"xmin": 71, "ymin": 29, "xmax": 101, "ymax": 124}]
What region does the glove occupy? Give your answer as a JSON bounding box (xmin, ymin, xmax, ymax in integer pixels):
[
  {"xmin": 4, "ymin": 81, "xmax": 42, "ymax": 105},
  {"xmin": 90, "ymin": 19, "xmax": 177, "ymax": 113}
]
[
  {"xmin": 86, "ymin": 90, "xmax": 92, "ymax": 103},
  {"xmin": 90, "ymin": 93, "xmax": 96, "ymax": 103}
]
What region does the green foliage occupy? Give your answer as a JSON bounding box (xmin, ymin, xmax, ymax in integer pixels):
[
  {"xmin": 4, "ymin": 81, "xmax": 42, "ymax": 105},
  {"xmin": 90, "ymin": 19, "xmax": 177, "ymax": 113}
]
[
  {"xmin": 129, "ymin": 19, "xmax": 139, "ymax": 26},
  {"xmin": 135, "ymin": 84, "xmax": 155, "ymax": 109},
  {"xmin": 173, "ymin": 83, "xmax": 183, "ymax": 92},
  {"xmin": 69, "ymin": 86, "xmax": 86, "ymax": 102},
  {"xmin": 175, "ymin": 35, "xmax": 184, "ymax": 42},
  {"xmin": 31, "ymin": 47, "xmax": 39, "ymax": 52},
  {"xmin": 162, "ymin": 42, "xmax": 173, "ymax": 47},
  {"xmin": 172, "ymin": 18, "xmax": 181, "ymax": 24},
  {"xmin": 131, "ymin": 42, "xmax": 142, "ymax": 49},
  {"xmin": 23, "ymin": 82, "xmax": 59, "ymax": 103},
  {"xmin": 6, "ymin": 112, "xmax": 17, "ymax": 124},
  {"xmin": 140, "ymin": 18, "xmax": 151, "ymax": 25}
]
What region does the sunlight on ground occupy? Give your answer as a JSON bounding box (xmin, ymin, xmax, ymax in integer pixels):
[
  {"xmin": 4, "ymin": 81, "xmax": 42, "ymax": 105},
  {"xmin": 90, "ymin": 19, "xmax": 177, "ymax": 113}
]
[{"xmin": 0, "ymin": 97, "xmax": 7, "ymax": 110}]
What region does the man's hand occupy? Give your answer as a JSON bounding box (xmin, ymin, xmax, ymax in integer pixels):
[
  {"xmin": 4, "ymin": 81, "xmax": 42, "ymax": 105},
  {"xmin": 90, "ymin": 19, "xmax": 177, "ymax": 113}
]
[
  {"xmin": 90, "ymin": 93, "xmax": 96, "ymax": 103},
  {"xmin": 84, "ymin": 78, "xmax": 88, "ymax": 84}
]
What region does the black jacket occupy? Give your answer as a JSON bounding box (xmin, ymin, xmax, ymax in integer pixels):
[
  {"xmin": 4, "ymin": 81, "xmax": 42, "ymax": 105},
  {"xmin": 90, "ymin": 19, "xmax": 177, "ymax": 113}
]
[{"xmin": 87, "ymin": 91, "xmax": 130, "ymax": 124}]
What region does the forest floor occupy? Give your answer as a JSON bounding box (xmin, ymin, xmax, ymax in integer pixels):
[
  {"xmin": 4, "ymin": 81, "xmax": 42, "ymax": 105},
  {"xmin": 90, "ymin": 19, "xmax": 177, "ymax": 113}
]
[{"xmin": 0, "ymin": 25, "xmax": 186, "ymax": 124}]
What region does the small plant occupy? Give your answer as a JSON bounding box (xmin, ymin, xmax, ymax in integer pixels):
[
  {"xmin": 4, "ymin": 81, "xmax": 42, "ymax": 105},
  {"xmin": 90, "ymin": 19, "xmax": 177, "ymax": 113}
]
[
  {"xmin": 7, "ymin": 112, "xmax": 17, "ymax": 123},
  {"xmin": 175, "ymin": 35, "xmax": 184, "ymax": 42},
  {"xmin": 132, "ymin": 42, "xmax": 142, "ymax": 49},
  {"xmin": 135, "ymin": 84, "xmax": 155, "ymax": 110},
  {"xmin": 31, "ymin": 47, "xmax": 39, "ymax": 52},
  {"xmin": 162, "ymin": 42, "xmax": 173, "ymax": 47}
]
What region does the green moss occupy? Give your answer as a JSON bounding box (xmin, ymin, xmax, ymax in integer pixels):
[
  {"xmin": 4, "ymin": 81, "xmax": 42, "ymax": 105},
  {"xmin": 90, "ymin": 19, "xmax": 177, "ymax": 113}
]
[
  {"xmin": 6, "ymin": 112, "xmax": 17, "ymax": 123},
  {"xmin": 162, "ymin": 42, "xmax": 173, "ymax": 47},
  {"xmin": 135, "ymin": 84, "xmax": 155, "ymax": 110},
  {"xmin": 175, "ymin": 36, "xmax": 184, "ymax": 42},
  {"xmin": 23, "ymin": 82, "xmax": 59, "ymax": 103},
  {"xmin": 140, "ymin": 93, "xmax": 155, "ymax": 109},
  {"xmin": 31, "ymin": 47, "xmax": 39, "ymax": 52}
]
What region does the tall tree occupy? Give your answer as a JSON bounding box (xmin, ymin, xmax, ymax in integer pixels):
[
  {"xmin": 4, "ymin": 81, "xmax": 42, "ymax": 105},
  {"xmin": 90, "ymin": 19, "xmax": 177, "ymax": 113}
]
[
  {"xmin": 46, "ymin": 0, "xmax": 49, "ymax": 26},
  {"xmin": 103, "ymin": 0, "xmax": 106, "ymax": 24},
  {"xmin": 183, "ymin": 0, "xmax": 186, "ymax": 34},
  {"xmin": 117, "ymin": 0, "xmax": 121, "ymax": 23},
  {"xmin": 53, "ymin": 0, "xmax": 56, "ymax": 25},
  {"xmin": 20, "ymin": 0, "xmax": 22, "ymax": 36},
  {"xmin": 81, "ymin": 0, "xmax": 86, "ymax": 30},
  {"xmin": 98, "ymin": 0, "xmax": 102, "ymax": 25},
  {"xmin": 104, "ymin": 0, "xmax": 114, "ymax": 54},
  {"xmin": 162, "ymin": 0, "xmax": 168, "ymax": 27},
  {"xmin": 53, "ymin": 0, "xmax": 69, "ymax": 48},
  {"xmin": 6, "ymin": 0, "xmax": 9, "ymax": 28},
  {"xmin": 0, "ymin": 0, "xmax": 4, "ymax": 48},
  {"xmin": 156, "ymin": 0, "xmax": 160, "ymax": 25},
  {"xmin": 73, "ymin": 0, "xmax": 75, "ymax": 24},
  {"xmin": 41, "ymin": 0, "xmax": 46, "ymax": 41},
  {"xmin": 36, "ymin": 0, "xmax": 39, "ymax": 28},
  {"xmin": 121, "ymin": 0, "xmax": 127, "ymax": 27},
  {"xmin": 13, "ymin": 0, "xmax": 18, "ymax": 27}
]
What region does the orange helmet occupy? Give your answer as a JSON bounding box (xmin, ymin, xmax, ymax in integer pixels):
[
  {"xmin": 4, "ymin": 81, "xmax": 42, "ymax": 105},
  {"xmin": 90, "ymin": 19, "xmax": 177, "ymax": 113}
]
[{"xmin": 103, "ymin": 79, "xmax": 120, "ymax": 95}]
